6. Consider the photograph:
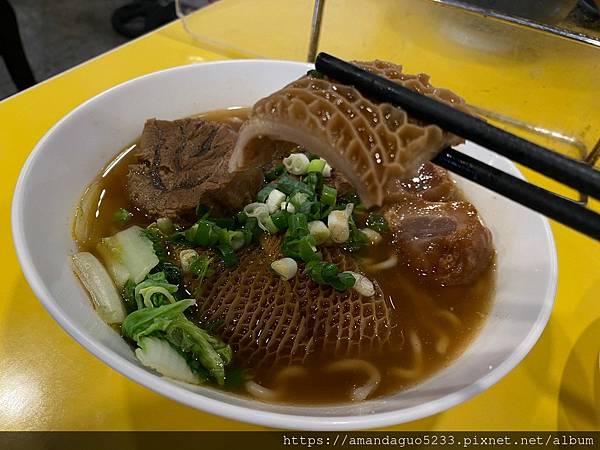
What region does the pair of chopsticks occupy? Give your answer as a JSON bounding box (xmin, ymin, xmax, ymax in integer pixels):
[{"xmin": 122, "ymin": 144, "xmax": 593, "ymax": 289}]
[{"xmin": 315, "ymin": 53, "xmax": 600, "ymax": 241}]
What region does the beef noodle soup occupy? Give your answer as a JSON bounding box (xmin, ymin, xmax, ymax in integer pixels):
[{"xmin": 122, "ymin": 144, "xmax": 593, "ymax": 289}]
[{"xmin": 71, "ymin": 62, "xmax": 495, "ymax": 404}]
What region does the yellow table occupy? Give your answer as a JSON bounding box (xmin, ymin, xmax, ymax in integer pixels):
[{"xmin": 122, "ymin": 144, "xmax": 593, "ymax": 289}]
[{"xmin": 1, "ymin": 0, "xmax": 599, "ymax": 431}]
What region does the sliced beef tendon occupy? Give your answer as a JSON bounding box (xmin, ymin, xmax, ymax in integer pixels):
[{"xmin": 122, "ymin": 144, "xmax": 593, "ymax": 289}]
[
  {"xmin": 383, "ymin": 200, "xmax": 493, "ymax": 286},
  {"xmin": 127, "ymin": 118, "xmax": 263, "ymax": 221},
  {"xmin": 386, "ymin": 162, "xmax": 456, "ymax": 203}
]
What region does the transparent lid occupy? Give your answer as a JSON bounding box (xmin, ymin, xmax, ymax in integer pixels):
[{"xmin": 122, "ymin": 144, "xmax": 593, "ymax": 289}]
[{"xmin": 175, "ymin": 0, "xmax": 600, "ymax": 201}]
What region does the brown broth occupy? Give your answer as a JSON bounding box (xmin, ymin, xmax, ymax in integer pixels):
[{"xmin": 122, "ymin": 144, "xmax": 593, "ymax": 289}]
[{"xmin": 75, "ymin": 108, "xmax": 495, "ymax": 405}]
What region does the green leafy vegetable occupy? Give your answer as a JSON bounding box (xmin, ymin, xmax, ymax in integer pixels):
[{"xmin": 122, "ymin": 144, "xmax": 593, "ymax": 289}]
[
  {"xmin": 156, "ymin": 261, "xmax": 181, "ymax": 285},
  {"xmin": 142, "ymin": 226, "xmax": 169, "ymax": 262},
  {"xmin": 134, "ymin": 271, "xmax": 178, "ymax": 309},
  {"xmin": 97, "ymin": 225, "xmax": 159, "ymax": 286},
  {"xmin": 189, "ymin": 254, "xmax": 213, "ymax": 296},
  {"xmin": 122, "ymin": 299, "xmax": 232, "ymax": 385},
  {"xmin": 113, "ymin": 208, "xmax": 133, "ymax": 224},
  {"xmin": 135, "ymin": 336, "xmax": 201, "ymax": 384},
  {"xmin": 122, "ymin": 299, "xmax": 195, "ymax": 342},
  {"xmin": 121, "ymin": 279, "xmax": 137, "ymax": 314}
]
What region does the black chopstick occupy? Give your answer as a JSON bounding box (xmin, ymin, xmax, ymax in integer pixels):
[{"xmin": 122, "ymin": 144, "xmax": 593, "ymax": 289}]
[
  {"xmin": 315, "ymin": 52, "xmax": 600, "ymax": 200},
  {"xmin": 433, "ymin": 148, "xmax": 600, "ymax": 240}
]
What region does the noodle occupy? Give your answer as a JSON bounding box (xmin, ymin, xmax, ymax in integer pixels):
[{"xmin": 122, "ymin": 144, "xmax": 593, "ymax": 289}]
[
  {"xmin": 364, "ymin": 255, "xmax": 398, "ymax": 273},
  {"xmin": 274, "ymin": 365, "xmax": 308, "ymax": 383},
  {"xmin": 395, "ymin": 276, "xmax": 461, "ymax": 355},
  {"xmin": 437, "ymin": 309, "xmax": 462, "ymax": 327},
  {"xmin": 390, "ymin": 330, "xmax": 423, "ymax": 379},
  {"xmin": 326, "ymin": 359, "xmax": 381, "ymax": 402},
  {"xmin": 245, "ymin": 380, "xmax": 278, "ymax": 401}
]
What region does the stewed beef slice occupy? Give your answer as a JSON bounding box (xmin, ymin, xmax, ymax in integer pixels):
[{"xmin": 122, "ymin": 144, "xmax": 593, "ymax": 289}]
[
  {"xmin": 127, "ymin": 118, "xmax": 262, "ymax": 220},
  {"xmin": 383, "ymin": 200, "xmax": 493, "ymax": 286}
]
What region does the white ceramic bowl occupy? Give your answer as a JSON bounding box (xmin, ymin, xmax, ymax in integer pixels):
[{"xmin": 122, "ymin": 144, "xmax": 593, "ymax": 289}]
[{"xmin": 12, "ymin": 60, "xmax": 557, "ymax": 430}]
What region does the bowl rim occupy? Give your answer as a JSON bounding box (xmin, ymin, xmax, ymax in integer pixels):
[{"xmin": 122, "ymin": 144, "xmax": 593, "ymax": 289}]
[{"xmin": 11, "ymin": 60, "xmax": 558, "ymax": 430}]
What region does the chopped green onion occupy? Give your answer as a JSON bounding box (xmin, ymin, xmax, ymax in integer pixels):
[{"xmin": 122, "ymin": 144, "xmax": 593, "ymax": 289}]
[
  {"xmin": 283, "ymin": 153, "xmax": 310, "ymax": 175},
  {"xmin": 184, "ymin": 224, "xmax": 196, "ymax": 242},
  {"xmin": 217, "ymin": 245, "xmax": 237, "ymax": 267},
  {"xmin": 271, "ymin": 210, "xmax": 290, "ymax": 231},
  {"xmin": 360, "ymin": 227, "xmax": 382, "ymax": 244},
  {"xmin": 212, "ymin": 217, "xmax": 235, "ymax": 229},
  {"xmin": 257, "ymin": 185, "xmax": 276, "ymax": 203},
  {"xmin": 365, "ymin": 213, "xmax": 389, "ymax": 233},
  {"xmin": 298, "ymin": 201, "xmax": 322, "ymax": 220},
  {"xmin": 304, "ymin": 260, "xmax": 356, "ymax": 291},
  {"xmin": 236, "ymin": 211, "xmax": 248, "ymax": 225},
  {"xmin": 243, "ymin": 217, "xmax": 262, "ymax": 243},
  {"xmin": 307, "ymin": 69, "xmax": 324, "ymax": 79},
  {"xmin": 243, "ymin": 202, "xmax": 269, "ymax": 218},
  {"xmin": 266, "ymin": 188, "xmax": 286, "ymax": 213},
  {"xmin": 289, "ymin": 192, "xmax": 310, "ymax": 209},
  {"xmin": 322, "ymin": 161, "xmax": 332, "ymax": 177},
  {"xmin": 282, "ymin": 235, "xmax": 320, "ymax": 262},
  {"xmin": 308, "ymin": 220, "xmax": 331, "ymax": 245},
  {"xmin": 180, "ymin": 249, "xmax": 200, "ymax": 273},
  {"xmin": 194, "ymin": 220, "xmax": 220, "ymax": 247},
  {"xmin": 327, "ymin": 203, "xmax": 353, "ymax": 243},
  {"xmin": 335, "ymin": 271, "xmax": 357, "ymax": 291},
  {"xmin": 225, "ymin": 230, "xmax": 246, "ymax": 250},
  {"xmin": 344, "ymin": 217, "xmax": 371, "ymax": 253},
  {"xmin": 321, "ymin": 185, "xmax": 337, "ymax": 207},
  {"xmin": 287, "ymin": 213, "xmax": 309, "ymax": 237},
  {"xmin": 155, "ymin": 217, "xmax": 174, "ymax": 235},
  {"xmin": 195, "ymin": 203, "xmax": 211, "ymax": 219},
  {"xmin": 343, "ymin": 271, "xmax": 375, "ymax": 296},
  {"xmin": 265, "ymin": 163, "xmax": 285, "ymax": 182},
  {"xmin": 303, "ymin": 172, "xmax": 322, "ymax": 193},
  {"xmin": 307, "ymin": 158, "xmax": 326, "ymax": 173},
  {"xmin": 298, "ymin": 238, "xmax": 320, "ymax": 262},
  {"xmin": 271, "ymin": 258, "xmax": 298, "ymax": 281},
  {"xmin": 189, "ymin": 254, "xmax": 213, "ymax": 294},
  {"xmin": 113, "ymin": 208, "xmax": 133, "ymax": 224},
  {"xmin": 275, "ymin": 174, "xmax": 312, "ymax": 195}
]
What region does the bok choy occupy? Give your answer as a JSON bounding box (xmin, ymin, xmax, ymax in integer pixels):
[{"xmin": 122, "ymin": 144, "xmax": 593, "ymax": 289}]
[
  {"xmin": 71, "ymin": 252, "xmax": 126, "ymax": 324},
  {"xmin": 122, "ymin": 299, "xmax": 232, "ymax": 385},
  {"xmin": 135, "ymin": 336, "xmax": 201, "ymax": 384},
  {"xmin": 96, "ymin": 225, "xmax": 159, "ymax": 287}
]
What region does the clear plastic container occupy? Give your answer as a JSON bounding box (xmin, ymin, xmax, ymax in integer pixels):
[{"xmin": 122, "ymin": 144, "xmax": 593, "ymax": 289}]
[{"xmin": 175, "ymin": 0, "xmax": 600, "ymax": 201}]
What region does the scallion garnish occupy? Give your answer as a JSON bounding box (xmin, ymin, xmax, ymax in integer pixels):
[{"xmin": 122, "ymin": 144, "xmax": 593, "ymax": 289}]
[
  {"xmin": 365, "ymin": 212, "xmax": 389, "ymax": 233},
  {"xmin": 113, "ymin": 208, "xmax": 133, "ymax": 224}
]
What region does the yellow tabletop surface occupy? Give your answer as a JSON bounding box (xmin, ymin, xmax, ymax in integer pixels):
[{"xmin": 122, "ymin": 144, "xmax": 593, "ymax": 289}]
[{"xmin": 1, "ymin": 0, "xmax": 599, "ymax": 431}]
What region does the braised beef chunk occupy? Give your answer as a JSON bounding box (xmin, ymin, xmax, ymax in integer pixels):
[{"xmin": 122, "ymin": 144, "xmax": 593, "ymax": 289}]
[
  {"xmin": 384, "ymin": 200, "xmax": 493, "ymax": 286},
  {"xmin": 127, "ymin": 118, "xmax": 262, "ymax": 220},
  {"xmin": 385, "ymin": 162, "xmax": 456, "ymax": 203}
]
